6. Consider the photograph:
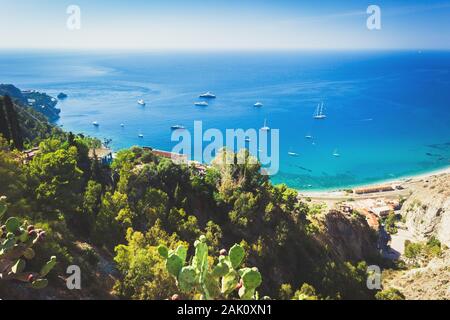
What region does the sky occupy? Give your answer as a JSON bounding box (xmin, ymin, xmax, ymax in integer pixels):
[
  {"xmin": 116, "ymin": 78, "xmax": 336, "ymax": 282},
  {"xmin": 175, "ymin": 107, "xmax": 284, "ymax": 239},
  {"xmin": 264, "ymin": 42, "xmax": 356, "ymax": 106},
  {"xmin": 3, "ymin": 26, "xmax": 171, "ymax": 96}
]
[{"xmin": 1, "ymin": 0, "xmax": 450, "ymax": 50}]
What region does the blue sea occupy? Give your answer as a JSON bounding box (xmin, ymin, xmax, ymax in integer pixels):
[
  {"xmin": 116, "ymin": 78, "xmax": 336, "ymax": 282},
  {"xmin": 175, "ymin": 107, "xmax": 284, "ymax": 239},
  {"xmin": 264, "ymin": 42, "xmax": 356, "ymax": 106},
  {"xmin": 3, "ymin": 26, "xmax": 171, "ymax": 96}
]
[{"xmin": 1, "ymin": 50, "xmax": 449, "ymax": 191}]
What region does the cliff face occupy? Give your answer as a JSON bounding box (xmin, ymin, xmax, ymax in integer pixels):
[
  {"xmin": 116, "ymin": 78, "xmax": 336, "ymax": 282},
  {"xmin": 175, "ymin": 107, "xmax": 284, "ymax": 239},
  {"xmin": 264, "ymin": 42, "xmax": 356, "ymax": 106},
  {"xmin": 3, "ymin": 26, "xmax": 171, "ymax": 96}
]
[
  {"xmin": 317, "ymin": 210, "xmax": 379, "ymax": 263},
  {"xmin": 401, "ymin": 173, "xmax": 450, "ymax": 247}
]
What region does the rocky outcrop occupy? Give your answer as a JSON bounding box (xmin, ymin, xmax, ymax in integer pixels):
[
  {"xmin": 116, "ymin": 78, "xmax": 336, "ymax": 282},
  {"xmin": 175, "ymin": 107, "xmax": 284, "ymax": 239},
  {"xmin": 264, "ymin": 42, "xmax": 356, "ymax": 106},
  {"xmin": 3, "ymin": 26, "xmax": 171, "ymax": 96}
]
[
  {"xmin": 382, "ymin": 249, "xmax": 450, "ymax": 300},
  {"xmin": 401, "ymin": 173, "xmax": 450, "ymax": 247},
  {"xmin": 317, "ymin": 210, "xmax": 379, "ymax": 262}
]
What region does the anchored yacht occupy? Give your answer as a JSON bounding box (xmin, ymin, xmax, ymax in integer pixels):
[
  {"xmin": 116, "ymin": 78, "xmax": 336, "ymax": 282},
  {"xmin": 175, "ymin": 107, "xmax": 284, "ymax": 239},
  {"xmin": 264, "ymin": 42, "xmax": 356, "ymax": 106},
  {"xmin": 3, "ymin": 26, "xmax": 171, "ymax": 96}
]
[{"xmin": 199, "ymin": 92, "xmax": 216, "ymax": 99}]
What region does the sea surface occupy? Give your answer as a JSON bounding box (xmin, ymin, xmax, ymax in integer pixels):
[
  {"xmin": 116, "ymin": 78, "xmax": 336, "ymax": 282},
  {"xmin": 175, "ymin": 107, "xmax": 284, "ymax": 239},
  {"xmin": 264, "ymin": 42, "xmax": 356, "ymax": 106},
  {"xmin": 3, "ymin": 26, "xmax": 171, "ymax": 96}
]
[{"xmin": 1, "ymin": 50, "xmax": 450, "ymax": 191}]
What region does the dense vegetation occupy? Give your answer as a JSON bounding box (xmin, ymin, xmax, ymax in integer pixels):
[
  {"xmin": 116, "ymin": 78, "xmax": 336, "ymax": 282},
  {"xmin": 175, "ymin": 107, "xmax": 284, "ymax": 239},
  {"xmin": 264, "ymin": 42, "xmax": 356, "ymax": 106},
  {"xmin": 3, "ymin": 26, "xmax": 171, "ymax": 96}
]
[
  {"xmin": 0, "ymin": 96, "xmax": 380, "ymax": 300},
  {"xmin": 0, "ymin": 95, "xmax": 62, "ymax": 150}
]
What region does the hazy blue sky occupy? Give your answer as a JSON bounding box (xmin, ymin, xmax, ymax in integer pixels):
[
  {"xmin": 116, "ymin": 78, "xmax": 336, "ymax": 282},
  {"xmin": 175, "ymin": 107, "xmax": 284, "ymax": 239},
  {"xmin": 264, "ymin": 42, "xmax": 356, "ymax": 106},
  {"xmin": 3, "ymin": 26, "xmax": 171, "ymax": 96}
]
[{"xmin": 1, "ymin": 0, "xmax": 450, "ymax": 50}]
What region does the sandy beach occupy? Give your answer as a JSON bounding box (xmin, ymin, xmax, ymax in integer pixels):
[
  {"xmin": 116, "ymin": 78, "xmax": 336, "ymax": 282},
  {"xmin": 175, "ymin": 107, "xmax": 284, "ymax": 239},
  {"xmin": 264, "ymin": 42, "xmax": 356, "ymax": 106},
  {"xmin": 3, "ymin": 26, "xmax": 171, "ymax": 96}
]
[{"xmin": 298, "ymin": 166, "xmax": 450, "ymax": 200}]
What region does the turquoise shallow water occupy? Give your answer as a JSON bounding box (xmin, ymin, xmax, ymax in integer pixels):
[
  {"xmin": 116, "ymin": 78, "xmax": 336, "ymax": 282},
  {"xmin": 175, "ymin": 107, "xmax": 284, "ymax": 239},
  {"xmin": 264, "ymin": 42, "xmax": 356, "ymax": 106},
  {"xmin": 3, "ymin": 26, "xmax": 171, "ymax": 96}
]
[{"xmin": 1, "ymin": 50, "xmax": 449, "ymax": 190}]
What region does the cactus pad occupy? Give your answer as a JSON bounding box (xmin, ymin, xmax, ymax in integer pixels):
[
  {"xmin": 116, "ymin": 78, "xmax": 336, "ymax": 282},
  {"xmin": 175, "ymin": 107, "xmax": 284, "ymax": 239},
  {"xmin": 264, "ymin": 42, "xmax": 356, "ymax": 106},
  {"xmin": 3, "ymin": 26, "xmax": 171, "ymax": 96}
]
[
  {"xmin": 166, "ymin": 253, "xmax": 183, "ymax": 277},
  {"xmin": 229, "ymin": 244, "xmax": 245, "ymax": 269}
]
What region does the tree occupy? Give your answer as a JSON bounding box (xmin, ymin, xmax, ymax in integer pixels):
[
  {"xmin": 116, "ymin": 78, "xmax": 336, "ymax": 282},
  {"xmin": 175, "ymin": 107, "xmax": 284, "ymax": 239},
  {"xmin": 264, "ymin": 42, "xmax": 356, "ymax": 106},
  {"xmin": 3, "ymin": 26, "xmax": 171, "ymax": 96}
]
[
  {"xmin": 3, "ymin": 95, "xmax": 23, "ymax": 149},
  {"xmin": 293, "ymin": 283, "xmax": 320, "ymax": 300},
  {"xmin": 93, "ymin": 191, "xmax": 127, "ymax": 248},
  {"xmin": 113, "ymin": 223, "xmax": 182, "ymax": 300},
  {"xmin": 375, "ymin": 288, "xmax": 405, "ymax": 300},
  {"xmin": 27, "ymin": 143, "xmax": 83, "ymax": 220},
  {"xmin": 0, "ymin": 98, "xmax": 11, "ymax": 141},
  {"xmin": 82, "ymin": 180, "xmax": 102, "ymax": 236},
  {"xmin": 0, "ymin": 137, "xmax": 27, "ymax": 213}
]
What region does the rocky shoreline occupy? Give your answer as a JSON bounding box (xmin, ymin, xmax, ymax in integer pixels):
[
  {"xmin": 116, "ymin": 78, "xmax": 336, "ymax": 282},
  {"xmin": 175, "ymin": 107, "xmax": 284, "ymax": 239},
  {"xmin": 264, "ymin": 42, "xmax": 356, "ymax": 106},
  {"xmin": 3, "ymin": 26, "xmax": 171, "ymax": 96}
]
[{"xmin": 0, "ymin": 84, "xmax": 62, "ymax": 121}]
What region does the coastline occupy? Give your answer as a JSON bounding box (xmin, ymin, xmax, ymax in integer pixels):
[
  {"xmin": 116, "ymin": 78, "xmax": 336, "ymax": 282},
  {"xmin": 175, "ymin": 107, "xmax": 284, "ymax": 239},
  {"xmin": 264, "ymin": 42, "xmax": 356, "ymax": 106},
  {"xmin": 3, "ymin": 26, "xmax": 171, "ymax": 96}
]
[{"xmin": 298, "ymin": 165, "xmax": 450, "ymax": 198}]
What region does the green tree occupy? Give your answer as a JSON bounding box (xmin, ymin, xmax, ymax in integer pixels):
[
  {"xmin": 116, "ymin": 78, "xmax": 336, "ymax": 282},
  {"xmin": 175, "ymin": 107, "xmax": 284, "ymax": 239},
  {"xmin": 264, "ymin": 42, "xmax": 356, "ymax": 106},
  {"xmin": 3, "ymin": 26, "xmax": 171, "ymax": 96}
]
[
  {"xmin": 0, "ymin": 98, "xmax": 11, "ymax": 141},
  {"xmin": 27, "ymin": 143, "xmax": 83, "ymax": 220},
  {"xmin": 93, "ymin": 191, "xmax": 127, "ymax": 248},
  {"xmin": 113, "ymin": 223, "xmax": 182, "ymax": 299},
  {"xmin": 82, "ymin": 180, "xmax": 102, "ymax": 236},
  {"xmin": 375, "ymin": 288, "xmax": 405, "ymax": 300},
  {"xmin": 0, "ymin": 137, "xmax": 27, "ymax": 214},
  {"xmin": 3, "ymin": 95, "xmax": 23, "ymax": 149},
  {"xmin": 293, "ymin": 283, "xmax": 320, "ymax": 300}
]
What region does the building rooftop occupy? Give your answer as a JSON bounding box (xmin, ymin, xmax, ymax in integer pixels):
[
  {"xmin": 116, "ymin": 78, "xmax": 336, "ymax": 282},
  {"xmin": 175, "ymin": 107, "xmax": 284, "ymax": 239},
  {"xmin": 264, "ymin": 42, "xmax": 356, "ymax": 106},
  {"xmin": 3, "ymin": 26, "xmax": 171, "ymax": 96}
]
[{"xmin": 88, "ymin": 147, "xmax": 112, "ymax": 159}]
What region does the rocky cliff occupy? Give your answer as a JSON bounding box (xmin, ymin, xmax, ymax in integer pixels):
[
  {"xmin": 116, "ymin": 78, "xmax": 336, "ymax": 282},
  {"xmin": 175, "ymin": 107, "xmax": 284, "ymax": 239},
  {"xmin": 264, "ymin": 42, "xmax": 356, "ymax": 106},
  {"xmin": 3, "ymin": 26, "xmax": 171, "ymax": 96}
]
[
  {"xmin": 382, "ymin": 248, "xmax": 450, "ymax": 300},
  {"xmin": 316, "ymin": 210, "xmax": 379, "ymax": 263},
  {"xmin": 401, "ymin": 173, "xmax": 450, "ymax": 247}
]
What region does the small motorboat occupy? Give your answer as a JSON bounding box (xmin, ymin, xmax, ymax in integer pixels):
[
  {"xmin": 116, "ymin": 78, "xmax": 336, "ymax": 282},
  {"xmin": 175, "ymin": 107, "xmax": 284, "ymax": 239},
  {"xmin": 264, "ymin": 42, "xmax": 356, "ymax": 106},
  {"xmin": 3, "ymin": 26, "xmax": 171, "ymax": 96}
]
[
  {"xmin": 194, "ymin": 101, "xmax": 209, "ymax": 107},
  {"xmin": 333, "ymin": 149, "xmax": 340, "ymax": 157}
]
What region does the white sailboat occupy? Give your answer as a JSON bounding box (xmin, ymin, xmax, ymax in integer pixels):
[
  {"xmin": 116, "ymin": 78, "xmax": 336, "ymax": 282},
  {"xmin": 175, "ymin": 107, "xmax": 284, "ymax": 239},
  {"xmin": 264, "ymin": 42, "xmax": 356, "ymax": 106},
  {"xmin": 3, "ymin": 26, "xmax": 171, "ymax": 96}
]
[
  {"xmin": 261, "ymin": 119, "xmax": 270, "ymax": 131},
  {"xmin": 313, "ymin": 102, "xmax": 326, "ymax": 119}
]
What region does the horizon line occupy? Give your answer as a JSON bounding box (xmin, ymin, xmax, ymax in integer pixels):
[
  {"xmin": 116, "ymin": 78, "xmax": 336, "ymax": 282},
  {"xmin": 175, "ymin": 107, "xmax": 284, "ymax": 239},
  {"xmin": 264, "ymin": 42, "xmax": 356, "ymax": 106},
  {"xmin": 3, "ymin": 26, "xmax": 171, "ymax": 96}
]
[{"xmin": 1, "ymin": 47, "xmax": 450, "ymax": 53}]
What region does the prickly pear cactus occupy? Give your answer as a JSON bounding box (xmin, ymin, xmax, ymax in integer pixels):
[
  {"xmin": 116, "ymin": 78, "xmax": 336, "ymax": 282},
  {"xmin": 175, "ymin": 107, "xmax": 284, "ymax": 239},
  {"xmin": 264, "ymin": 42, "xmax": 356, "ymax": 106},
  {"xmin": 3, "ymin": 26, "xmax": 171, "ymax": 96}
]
[
  {"xmin": 0, "ymin": 196, "xmax": 7, "ymax": 220},
  {"xmin": 0, "ymin": 197, "xmax": 57, "ymax": 289},
  {"xmin": 158, "ymin": 235, "xmax": 263, "ymax": 300}
]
